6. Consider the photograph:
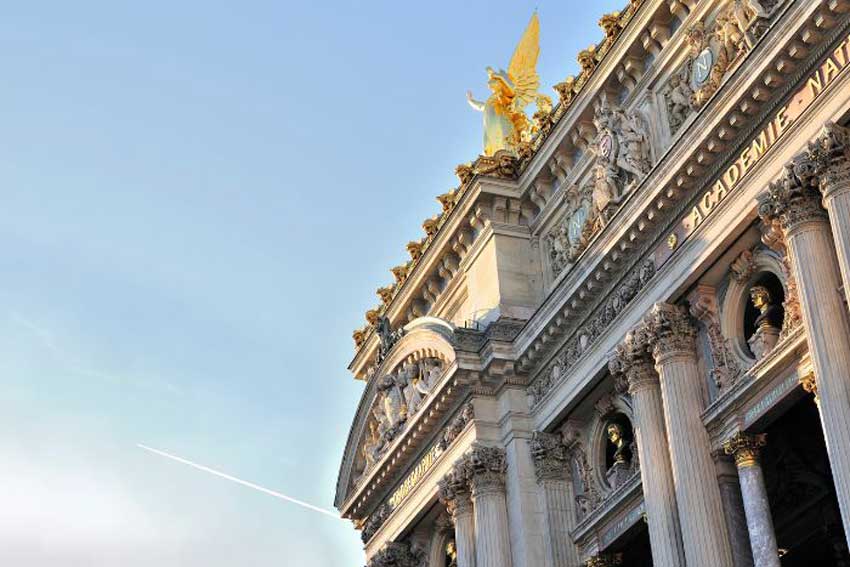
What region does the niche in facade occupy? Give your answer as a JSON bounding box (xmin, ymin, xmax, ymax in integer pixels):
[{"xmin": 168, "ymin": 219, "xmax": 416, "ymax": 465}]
[
  {"xmin": 604, "ymin": 413, "xmax": 635, "ymax": 490},
  {"xmin": 743, "ymin": 271, "xmax": 785, "ymax": 360}
]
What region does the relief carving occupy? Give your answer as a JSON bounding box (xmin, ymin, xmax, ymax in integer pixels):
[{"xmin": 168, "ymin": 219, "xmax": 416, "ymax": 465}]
[{"xmin": 361, "ymin": 358, "xmax": 446, "ymax": 475}]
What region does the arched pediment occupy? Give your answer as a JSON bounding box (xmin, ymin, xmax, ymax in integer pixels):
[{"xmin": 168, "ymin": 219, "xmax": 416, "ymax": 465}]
[{"xmin": 335, "ymin": 317, "xmax": 459, "ymax": 511}]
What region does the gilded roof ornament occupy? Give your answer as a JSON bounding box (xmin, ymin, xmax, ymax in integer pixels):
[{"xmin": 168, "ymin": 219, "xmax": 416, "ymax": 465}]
[
  {"xmin": 365, "ymin": 308, "xmax": 381, "ymax": 326},
  {"xmin": 578, "ymin": 45, "xmax": 598, "ymax": 75},
  {"xmin": 422, "ymin": 216, "xmax": 440, "ymax": 238},
  {"xmin": 406, "ymin": 240, "xmax": 424, "ymax": 261},
  {"xmin": 376, "ymin": 286, "xmax": 395, "ymax": 306},
  {"xmin": 466, "ymin": 13, "xmax": 553, "ymax": 157},
  {"xmin": 436, "ymin": 190, "xmax": 458, "ymax": 213},
  {"xmin": 599, "ymin": 13, "xmax": 622, "ymax": 39},
  {"xmin": 391, "ymin": 264, "xmax": 409, "ymax": 284}
]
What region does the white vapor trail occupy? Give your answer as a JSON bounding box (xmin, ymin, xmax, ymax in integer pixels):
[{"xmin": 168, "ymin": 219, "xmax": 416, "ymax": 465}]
[{"xmin": 137, "ymin": 444, "xmax": 341, "ymax": 519}]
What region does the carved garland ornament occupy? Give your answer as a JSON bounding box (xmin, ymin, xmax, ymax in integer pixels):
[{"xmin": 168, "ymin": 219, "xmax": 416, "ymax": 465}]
[{"xmin": 530, "ymin": 258, "xmax": 656, "ymax": 406}]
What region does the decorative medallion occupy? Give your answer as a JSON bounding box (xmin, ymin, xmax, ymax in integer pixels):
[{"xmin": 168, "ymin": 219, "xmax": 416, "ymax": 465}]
[{"xmin": 691, "ymin": 47, "xmax": 714, "ymax": 88}]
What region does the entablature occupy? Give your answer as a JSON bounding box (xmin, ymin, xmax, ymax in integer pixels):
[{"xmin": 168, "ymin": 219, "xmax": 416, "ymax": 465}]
[{"xmin": 517, "ymin": 0, "xmax": 849, "ymax": 410}]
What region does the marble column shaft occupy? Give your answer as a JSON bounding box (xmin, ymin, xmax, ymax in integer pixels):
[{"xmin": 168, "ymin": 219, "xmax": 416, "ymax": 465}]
[
  {"xmin": 455, "ymin": 496, "xmax": 477, "ymax": 567},
  {"xmin": 760, "ymin": 169, "xmax": 850, "ymax": 547},
  {"xmin": 723, "ymin": 433, "xmax": 779, "ymax": 567},
  {"xmin": 609, "ymin": 338, "xmax": 685, "ymax": 567},
  {"xmin": 715, "ymin": 455, "xmax": 755, "ymax": 567},
  {"xmin": 645, "ymin": 303, "xmax": 734, "ymax": 566}
]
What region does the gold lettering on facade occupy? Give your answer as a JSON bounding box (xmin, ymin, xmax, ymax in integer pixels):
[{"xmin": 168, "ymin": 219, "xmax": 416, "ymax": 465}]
[{"xmin": 388, "ymin": 444, "xmax": 442, "ymax": 509}]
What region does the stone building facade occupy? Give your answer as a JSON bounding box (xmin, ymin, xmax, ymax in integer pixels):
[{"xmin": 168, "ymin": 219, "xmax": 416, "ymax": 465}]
[{"xmin": 335, "ymin": 0, "xmax": 850, "ymax": 565}]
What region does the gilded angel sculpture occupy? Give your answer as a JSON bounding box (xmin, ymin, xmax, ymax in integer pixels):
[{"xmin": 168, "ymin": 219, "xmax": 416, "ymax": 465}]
[{"xmin": 467, "ymin": 13, "xmax": 552, "ymax": 156}]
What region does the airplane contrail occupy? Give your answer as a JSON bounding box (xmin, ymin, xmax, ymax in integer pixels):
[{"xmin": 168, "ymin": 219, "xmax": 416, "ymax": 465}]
[{"xmin": 137, "ymin": 443, "xmax": 341, "ymax": 519}]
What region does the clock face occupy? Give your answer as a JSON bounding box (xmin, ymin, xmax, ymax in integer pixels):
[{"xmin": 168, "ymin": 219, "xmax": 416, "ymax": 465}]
[
  {"xmin": 599, "ymin": 134, "xmax": 613, "ymax": 159},
  {"xmin": 568, "ymin": 203, "xmax": 590, "ymax": 245},
  {"xmin": 691, "ymin": 47, "xmax": 714, "ymax": 88}
]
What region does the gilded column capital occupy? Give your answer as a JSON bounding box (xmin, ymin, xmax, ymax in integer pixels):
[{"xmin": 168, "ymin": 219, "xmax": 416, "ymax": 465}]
[
  {"xmin": 642, "ymin": 302, "xmax": 697, "ymax": 362},
  {"xmin": 758, "ymin": 161, "xmax": 828, "ymax": 235},
  {"xmin": 799, "ymin": 371, "xmax": 820, "ymax": 406},
  {"xmin": 585, "ymin": 552, "xmax": 623, "ymax": 567},
  {"xmin": 609, "ymin": 326, "xmax": 660, "ymax": 394},
  {"xmin": 723, "ymin": 432, "xmax": 767, "ymax": 468},
  {"xmin": 467, "ymin": 444, "xmax": 507, "ymax": 496},
  {"xmin": 530, "ymin": 431, "xmax": 571, "ymax": 483}
]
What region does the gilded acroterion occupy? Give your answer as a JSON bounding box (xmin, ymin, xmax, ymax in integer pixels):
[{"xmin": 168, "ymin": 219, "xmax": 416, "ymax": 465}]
[{"xmin": 467, "ymin": 13, "xmax": 552, "ymax": 156}]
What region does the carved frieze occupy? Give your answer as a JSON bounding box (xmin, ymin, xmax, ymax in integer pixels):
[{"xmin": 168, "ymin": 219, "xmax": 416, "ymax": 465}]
[{"xmin": 530, "ymin": 258, "xmax": 656, "ymax": 406}]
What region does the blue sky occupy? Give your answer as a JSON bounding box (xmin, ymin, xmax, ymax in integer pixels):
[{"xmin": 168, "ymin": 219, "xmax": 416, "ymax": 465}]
[{"xmin": 0, "ymin": 1, "xmax": 621, "ymax": 565}]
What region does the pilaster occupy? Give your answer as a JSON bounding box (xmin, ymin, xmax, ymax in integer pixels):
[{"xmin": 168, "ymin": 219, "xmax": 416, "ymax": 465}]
[
  {"xmin": 644, "ymin": 302, "xmax": 734, "ymax": 566},
  {"xmin": 530, "ymin": 431, "xmax": 579, "ymax": 567}
]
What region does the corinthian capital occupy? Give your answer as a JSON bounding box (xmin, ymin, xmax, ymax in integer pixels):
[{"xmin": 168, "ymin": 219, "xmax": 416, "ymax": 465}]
[
  {"xmin": 643, "ymin": 302, "xmax": 697, "ymax": 361},
  {"xmin": 758, "ymin": 161, "xmax": 828, "ymax": 234},
  {"xmin": 530, "ymin": 431, "xmax": 570, "ymax": 482},
  {"xmin": 468, "ymin": 444, "xmax": 507, "ymax": 495},
  {"xmin": 808, "ymin": 122, "xmax": 850, "ymax": 201},
  {"xmin": 368, "ymin": 542, "xmax": 424, "ymax": 567},
  {"xmin": 438, "ymin": 458, "xmax": 473, "ymax": 519},
  {"xmin": 722, "ymin": 432, "xmax": 766, "ymax": 468},
  {"xmin": 609, "ymin": 327, "xmax": 658, "ymax": 394}
]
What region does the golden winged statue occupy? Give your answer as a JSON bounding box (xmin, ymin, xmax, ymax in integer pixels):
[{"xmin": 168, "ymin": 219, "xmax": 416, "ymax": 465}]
[{"xmin": 467, "ymin": 13, "xmax": 553, "ymax": 156}]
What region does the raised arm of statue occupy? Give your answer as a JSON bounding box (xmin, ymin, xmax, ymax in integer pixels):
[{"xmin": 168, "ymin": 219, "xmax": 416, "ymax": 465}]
[{"xmin": 467, "ymin": 90, "xmax": 485, "ymax": 112}]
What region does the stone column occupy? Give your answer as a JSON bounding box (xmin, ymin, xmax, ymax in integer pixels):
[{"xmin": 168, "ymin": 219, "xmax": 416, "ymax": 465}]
[
  {"xmin": 714, "ymin": 453, "xmax": 754, "ymax": 567},
  {"xmin": 530, "ymin": 431, "xmax": 580, "ymax": 567},
  {"xmin": 809, "ymin": 123, "xmax": 850, "ymax": 310},
  {"xmin": 644, "ymin": 303, "xmax": 734, "ymax": 566},
  {"xmin": 439, "ymin": 461, "xmax": 476, "ymax": 567},
  {"xmin": 759, "ymin": 161, "xmax": 850, "ymax": 547},
  {"xmin": 723, "ymin": 433, "xmax": 779, "ymax": 567},
  {"xmin": 468, "ymin": 445, "xmax": 512, "ymax": 567},
  {"xmin": 609, "ymin": 333, "xmax": 686, "ymax": 567}
]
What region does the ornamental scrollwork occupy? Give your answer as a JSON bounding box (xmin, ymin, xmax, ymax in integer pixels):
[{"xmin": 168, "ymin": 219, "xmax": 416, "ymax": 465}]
[
  {"xmin": 546, "ymin": 185, "xmax": 598, "ymax": 277},
  {"xmin": 686, "ymin": 1, "xmax": 777, "ymax": 110},
  {"xmin": 592, "ymin": 97, "xmax": 651, "ymax": 218}
]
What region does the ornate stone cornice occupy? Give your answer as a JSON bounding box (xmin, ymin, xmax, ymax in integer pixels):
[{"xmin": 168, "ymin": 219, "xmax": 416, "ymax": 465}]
[
  {"xmin": 530, "ymin": 431, "xmax": 571, "ymax": 482},
  {"xmin": 722, "ymin": 432, "xmax": 767, "ymax": 468},
  {"xmin": 468, "ymin": 444, "xmax": 508, "ymax": 496},
  {"xmin": 643, "ymin": 302, "xmax": 697, "ymax": 361},
  {"xmin": 758, "ymin": 161, "xmax": 829, "ymax": 234}
]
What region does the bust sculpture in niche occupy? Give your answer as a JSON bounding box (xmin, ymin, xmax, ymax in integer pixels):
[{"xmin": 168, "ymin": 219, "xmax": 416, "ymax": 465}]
[
  {"xmin": 748, "ymin": 285, "xmax": 782, "ymax": 359},
  {"xmin": 446, "ymin": 541, "xmax": 458, "ymax": 567},
  {"xmin": 605, "ymin": 421, "xmax": 633, "ymax": 489}
]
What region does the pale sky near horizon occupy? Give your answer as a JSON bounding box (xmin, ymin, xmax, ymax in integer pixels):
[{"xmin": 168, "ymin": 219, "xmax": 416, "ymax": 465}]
[{"xmin": 0, "ymin": 1, "xmax": 621, "ymax": 565}]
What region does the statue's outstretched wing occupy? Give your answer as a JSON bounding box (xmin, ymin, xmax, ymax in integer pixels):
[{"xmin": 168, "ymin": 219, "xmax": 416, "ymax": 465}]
[{"xmin": 507, "ymin": 13, "xmax": 542, "ymax": 110}]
